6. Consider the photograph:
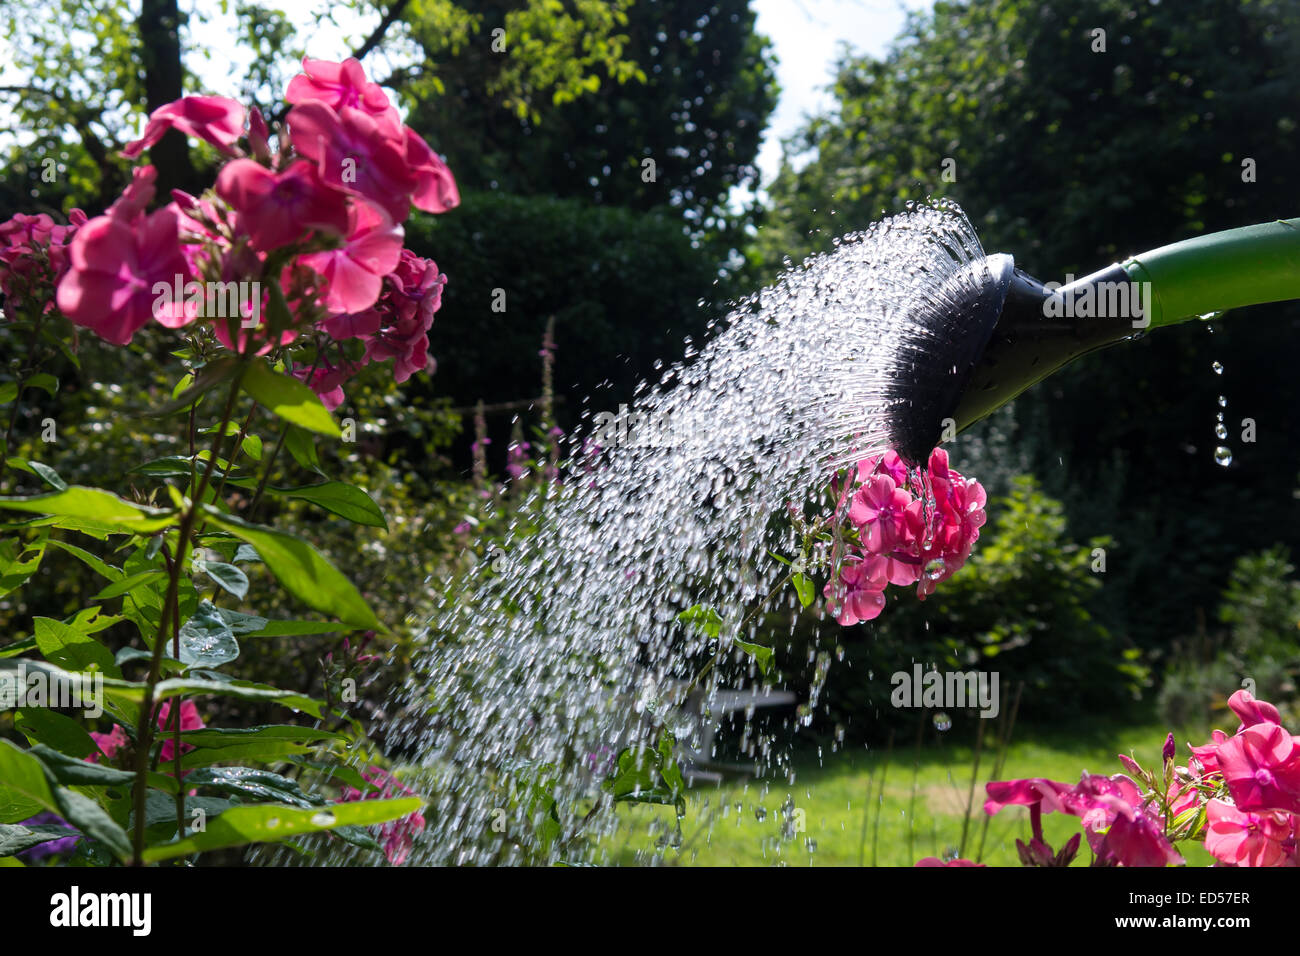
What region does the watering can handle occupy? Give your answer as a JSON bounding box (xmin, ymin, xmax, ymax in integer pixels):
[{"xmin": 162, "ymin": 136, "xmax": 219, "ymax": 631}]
[{"xmin": 1121, "ymin": 217, "xmax": 1300, "ymax": 328}]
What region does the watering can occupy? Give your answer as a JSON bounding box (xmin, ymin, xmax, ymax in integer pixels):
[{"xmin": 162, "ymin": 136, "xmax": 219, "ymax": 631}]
[{"xmin": 887, "ymin": 217, "xmax": 1300, "ymax": 464}]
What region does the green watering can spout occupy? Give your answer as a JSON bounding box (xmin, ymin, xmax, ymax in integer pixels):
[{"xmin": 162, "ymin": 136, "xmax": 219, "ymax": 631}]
[{"xmin": 887, "ymin": 217, "xmax": 1300, "ymax": 465}]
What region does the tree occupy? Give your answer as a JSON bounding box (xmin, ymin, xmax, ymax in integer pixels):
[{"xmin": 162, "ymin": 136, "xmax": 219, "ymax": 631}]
[{"xmin": 403, "ymin": 0, "xmax": 778, "ymax": 258}]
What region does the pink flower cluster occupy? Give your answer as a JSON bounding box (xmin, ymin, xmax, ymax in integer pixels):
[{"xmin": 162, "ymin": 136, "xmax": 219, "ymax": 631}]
[
  {"xmin": 0, "ymin": 211, "xmax": 86, "ymax": 314},
  {"xmin": 1, "ymin": 56, "xmax": 457, "ymax": 407},
  {"xmin": 824, "ymin": 447, "xmax": 986, "ymax": 625},
  {"xmin": 87, "ymin": 699, "xmax": 206, "ymax": 769},
  {"xmin": 981, "ymin": 690, "xmax": 1300, "ymax": 867},
  {"xmin": 340, "ymin": 766, "xmax": 427, "ymax": 865}
]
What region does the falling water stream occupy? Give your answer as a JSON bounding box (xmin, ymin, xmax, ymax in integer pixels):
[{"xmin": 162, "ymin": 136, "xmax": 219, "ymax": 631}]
[{"xmin": 303, "ymin": 198, "xmax": 1000, "ymax": 865}]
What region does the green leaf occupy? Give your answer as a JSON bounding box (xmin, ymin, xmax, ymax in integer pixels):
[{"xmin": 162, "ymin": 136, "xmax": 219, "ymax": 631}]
[
  {"xmin": 130, "ymin": 455, "xmax": 241, "ymax": 480},
  {"xmin": 134, "ymin": 792, "xmax": 235, "ymax": 831},
  {"xmin": 0, "ymin": 740, "xmax": 131, "ymax": 860},
  {"xmin": 0, "ymin": 537, "xmax": 44, "ymax": 597},
  {"xmin": 14, "ymin": 708, "xmax": 96, "ymax": 759},
  {"xmin": 602, "ymin": 730, "xmax": 686, "ymax": 814},
  {"xmin": 27, "ymin": 744, "xmax": 136, "ymax": 788},
  {"xmin": 180, "ymin": 725, "xmax": 346, "ymax": 748},
  {"xmin": 179, "ymin": 740, "xmax": 319, "ymax": 769},
  {"xmin": 177, "ymin": 600, "xmax": 240, "ymax": 668},
  {"xmin": 33, "ymin": 616, "xmax": 119, "ymax": 675},
  {"xmin": 241, "ymin": 361, "xmax": 340, "ymax": 437},
  {"xmin": 184, "ymin": 766, "xmax": 320, "ymax": 807},
  {"xmin": 792, "ymin": 572, "xmax": 814, "ymax": 608},
  {"xmin": 213, "ymin": 608, "xmax": 356, "ymax": 638},
  {"xmin": 53, "ymin": 786, "xmax": 132, "ymax": 861},
  {"xmin": 227, "ymin": 480, "xmax": 387, "ymax": 529},
  {"xmin": 194, "ymin": 559, "xmax": 249, "ymax": 599},
  {"xmin": 142, "ymin": 797, "xmax": 423, "ymax": 862},
  {"xmin": 283, "ymin": 425, "xmax": 326, "ymax": 476},
  {"xmin": 152, "ymin": 677, "xmax": 325, "ymax": 718},
  {"xmin": 0, "ymin": 382, "xmax": 17, "ymax": 405},
  {"xmin": 24, "ymin": 373, "xmax": 59, "ymax": 397},
  {"xmin": 678, "ymin": 604, "xmax": 723, "ymax": 640},
  {"xmin": 0, "ymin": 823, "xmax": 78, "ymax": 856},
  {"xmin": 92, "ymin": 568, "xmax": 164, "ymax": 601},
  {"xmin": 202, "ymin": 509, "xmax": 382, "ymax": 631},
  {"xmin": 0, "ymin": 487, "xmax": 175, "ymax": 534},
  {"xmin": 735, "ymin": 639, "xmax": 774, "ymax": 676},
  {"xmin": 44, "ymin": 539, "xmax": 124, "ymax": 581},
  {"xmin": 240, "ymin": 433, "xmax": 263, "ymax": 462},
  {"xmin": 6, "ymin": 458, "xmax": 66, "ymax": 490}
]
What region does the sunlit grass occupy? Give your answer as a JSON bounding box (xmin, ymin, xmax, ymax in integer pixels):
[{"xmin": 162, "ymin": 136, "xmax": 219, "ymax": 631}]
[{"xmin": 603, "ymin": 715, "xmax": 1220, "ymax": 867}]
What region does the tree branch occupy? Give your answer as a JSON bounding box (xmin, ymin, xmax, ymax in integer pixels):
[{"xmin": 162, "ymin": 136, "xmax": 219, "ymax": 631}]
[{"xmin": 352, "ymin": 0, "xmax": 413, "ymax": 62}]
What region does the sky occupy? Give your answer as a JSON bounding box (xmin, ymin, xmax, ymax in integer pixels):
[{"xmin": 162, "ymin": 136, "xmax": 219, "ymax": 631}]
[{"xmin": 749, "ymin": 0, "xmax": 930, "ymax": 184}]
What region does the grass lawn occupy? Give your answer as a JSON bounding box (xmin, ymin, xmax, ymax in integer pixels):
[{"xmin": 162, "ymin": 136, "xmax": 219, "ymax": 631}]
[{"xmin": 602, "ymin": 712, "xmax": 1222, "ymax": 866}]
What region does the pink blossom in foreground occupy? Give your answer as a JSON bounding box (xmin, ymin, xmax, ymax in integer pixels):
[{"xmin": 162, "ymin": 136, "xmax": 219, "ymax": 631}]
[
  {"xmin": 297, "ymin": 200, "xmax": 404, "ymax": 315},
  {"xmin": 287, "ymin": 101, "xmax": 417, "ymax": 223},
  {"xmin": 1204, "ymin": 799, "xmax": 1294, "ymax": 867},
  {"xmin": 286, "ymin": 57, "xmax": 401, "ymax": 138},
  {"xmin": 1215, "ymin": 722, "xmax": 1300, "ymax": 814},
  {"xmin": 55, "ymin": 205, "xmax": 193, "ymax": 343},
  {"xmin": 404, "ymin": 126, "xmax": 461, "ymax": 214},
  {"xmin": 1227, "ymin": 688, "xmax": 1282, "ymax": 733},
  {"xmin": 849, "ymin": 473, "xmax": 913, "ymax": 552},
  {"xmin": 122, "ymin": 96, "xmax": 246, "ymax": 160},
  {"xmin": 215, "ymin": 159, "xmax": 350, "ymax": 252}
]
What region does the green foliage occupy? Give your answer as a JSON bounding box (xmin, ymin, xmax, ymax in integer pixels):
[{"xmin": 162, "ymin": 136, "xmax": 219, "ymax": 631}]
[
  {"xmin": 402, "ymin": 192, "xmax": 720, "ymax": 419},
  {"xmin": 0, "ymin": 304, "xmax": 435, "ymax": 864},
  {"xmin": 1158, "ymin": 546, "xmax": 1299, "ymax": 727},
  {"xmin": 406, "ymin": 0, "xmax": 778, "ymax": 256}
]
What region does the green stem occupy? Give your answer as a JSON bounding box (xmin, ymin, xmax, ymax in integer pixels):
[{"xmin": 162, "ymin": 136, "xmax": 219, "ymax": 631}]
[
  {"xmin": 161, "ymin": 544, "xmax": 185, "ymax": 840},
  {"xmin": 958, "ymin": 713, "xmax": 983, "ymax": 859},
  {"xmin": 1124, "ymin": 217, "xmax": 1300, "ymax": 328},
  {"xmin": 974, "ymin": 680, "xmax": 1022, "ymax": 863},
  {"xmin": 131, "ymin": 362, "xmax": 248, "ymax": 866}
]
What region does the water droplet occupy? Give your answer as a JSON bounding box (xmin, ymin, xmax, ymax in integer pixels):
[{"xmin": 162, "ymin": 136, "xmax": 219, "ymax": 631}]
[
  {"xmin": 310, "ymin": 811, "xmax": 336, "ymax": 827},
  {"xmin": 1212, "ymin": 361, "xmax": 1224, "ymax": 375},
  {"xmin": 1215, "ymin": 423, "xmax": 1227, "ymax": 439},
  {"xmin": 266, "ymin": 817, "xmax": 280, "ymax": 829},
  {"xmin": 1214, "ymin": 447, "xmax": 1233, "ymax": 467},
  {"xmin": 754, "ymin": 806, "xmax": 768, "ymax": 822},
  {"xmin": 805, "ymin": 838, "xmax": 817, "ymax": 853},
  {"xmin": 1217, "ymin": 395, "xmax": 1227, "ymax": 407},
  {"xmin": 933, "ymin": 712, "xmax": 952, "ymax": 732}
]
